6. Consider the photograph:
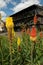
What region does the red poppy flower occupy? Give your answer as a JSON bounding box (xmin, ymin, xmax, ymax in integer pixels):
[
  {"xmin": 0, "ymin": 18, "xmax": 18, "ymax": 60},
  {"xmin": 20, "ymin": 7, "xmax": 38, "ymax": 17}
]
[
  {"xmin": 30, "ymin": 26, "xmax": 37, "ymax": 37},
  {"xmin": 33, "ymin": 15, "xmax": 37, "ymax": 24},
  {"xmin": 30, "ymin": 26, "xmax": 37, "ymax": 41}
]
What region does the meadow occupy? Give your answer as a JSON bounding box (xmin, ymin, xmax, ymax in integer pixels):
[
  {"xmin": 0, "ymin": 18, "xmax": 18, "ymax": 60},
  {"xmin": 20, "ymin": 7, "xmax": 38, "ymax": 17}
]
[{"xmin": 0, "ymin": 32, "xmax": 43, "ymax": 65}]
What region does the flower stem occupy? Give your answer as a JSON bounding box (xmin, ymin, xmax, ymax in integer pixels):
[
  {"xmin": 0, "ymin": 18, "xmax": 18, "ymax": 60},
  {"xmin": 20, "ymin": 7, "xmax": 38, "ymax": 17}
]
[
  {"xmin": 8, "ymin": 28, "xmax": 13, "ymax": 65},
  {"xmin": 31, "ymin": 42, "xmax": 35, "ymax": 65}
]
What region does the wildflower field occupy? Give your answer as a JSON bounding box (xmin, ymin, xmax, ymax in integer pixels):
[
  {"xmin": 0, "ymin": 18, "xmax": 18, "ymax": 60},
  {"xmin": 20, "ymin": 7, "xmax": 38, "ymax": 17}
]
[
  {"xmin": 0, "ymin": 16, "xmax": 43, "ymax": 65},
  {"xmin": 0, "ymin": 32, "xmax": 43, "ymax": 65}
]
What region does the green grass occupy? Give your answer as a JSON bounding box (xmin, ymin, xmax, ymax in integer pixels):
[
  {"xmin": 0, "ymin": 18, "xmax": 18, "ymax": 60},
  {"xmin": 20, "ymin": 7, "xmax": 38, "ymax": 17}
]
[{"xmin": 0, "ymin": 34, "xmax": 43, "ymax": 65}]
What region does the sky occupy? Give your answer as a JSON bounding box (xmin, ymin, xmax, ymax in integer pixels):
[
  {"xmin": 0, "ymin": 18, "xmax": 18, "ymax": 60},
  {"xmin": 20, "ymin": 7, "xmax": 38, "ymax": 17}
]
[{"xmin": 0, "ymin": 0, "xmax": 43, "ymax": 21}]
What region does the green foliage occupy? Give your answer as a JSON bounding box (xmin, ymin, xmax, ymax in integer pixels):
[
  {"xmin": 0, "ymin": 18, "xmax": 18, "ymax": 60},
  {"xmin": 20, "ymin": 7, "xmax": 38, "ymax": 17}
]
[{"xmin": 0, "ymin": 34, "xmax": 43, "ymax": 65}]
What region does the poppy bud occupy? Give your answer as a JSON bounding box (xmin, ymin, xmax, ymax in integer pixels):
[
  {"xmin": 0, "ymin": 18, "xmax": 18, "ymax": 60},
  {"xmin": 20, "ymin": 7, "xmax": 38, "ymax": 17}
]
[
  {"xmin": 33, "ymin": 15, "xmax": 37, "ymax": 24},
  {"xmin": 26, "ymin": 28, "xmax": 30, "ymax": 35},
  {"xmin": 40, "ymin": 31, "xmax": 43, "ymax": 38}
]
